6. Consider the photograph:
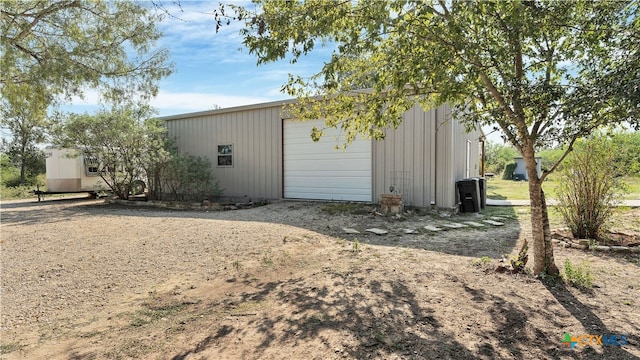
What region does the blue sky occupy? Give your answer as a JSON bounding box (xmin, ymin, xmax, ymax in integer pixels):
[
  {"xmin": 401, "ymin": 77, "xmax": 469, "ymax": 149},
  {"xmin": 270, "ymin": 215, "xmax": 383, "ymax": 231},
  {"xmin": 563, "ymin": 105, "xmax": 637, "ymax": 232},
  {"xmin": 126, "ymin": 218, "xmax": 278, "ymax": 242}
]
[
  {"xmin": 64, "ymin": 1, "xmax": 503, "ymax": 142},
  {"xmin": 67, "ymin": 1, "xmax": 331, "ymax": 117}
]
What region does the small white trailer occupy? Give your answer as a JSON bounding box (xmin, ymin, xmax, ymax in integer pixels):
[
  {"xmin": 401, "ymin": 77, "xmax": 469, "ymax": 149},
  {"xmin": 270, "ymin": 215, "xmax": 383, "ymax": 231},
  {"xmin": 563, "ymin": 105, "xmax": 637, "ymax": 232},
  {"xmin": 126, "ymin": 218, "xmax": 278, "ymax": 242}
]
[{"xmin": 35, "ymin": 147, "xmax": 108, "ymax": 201}]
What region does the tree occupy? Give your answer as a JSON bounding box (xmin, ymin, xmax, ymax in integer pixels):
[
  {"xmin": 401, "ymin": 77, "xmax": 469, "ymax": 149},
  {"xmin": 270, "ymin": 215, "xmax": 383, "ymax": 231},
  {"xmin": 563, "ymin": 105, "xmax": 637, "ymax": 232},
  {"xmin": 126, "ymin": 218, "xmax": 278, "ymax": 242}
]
[
  {"xmin": 55, "ymin": 104, "xmax": 170, "ymax": 200},
  {"xmin": 0, "ymin": 82, "xmax": 49, "ymax": 185},
  {"xmin": 220, "ymin": 1, "xmax": 639, "ymax": 275},
  {"xmin": 1, "ymin": 1, "xmax": 173, "ymax": 171},
  {"xmin": 1, "ymin": 0, "xmax": 172, "ymax": 102},
  {"xmin": 484, "ymin": 142, "xmax": 518, "ymax": 176}
]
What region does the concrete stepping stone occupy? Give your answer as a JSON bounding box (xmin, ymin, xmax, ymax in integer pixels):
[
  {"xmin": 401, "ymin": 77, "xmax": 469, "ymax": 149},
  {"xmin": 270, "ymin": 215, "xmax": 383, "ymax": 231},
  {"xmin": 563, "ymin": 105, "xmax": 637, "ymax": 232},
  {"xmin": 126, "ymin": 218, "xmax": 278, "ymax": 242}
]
[
  {"xmin": 464, "ymin": 221, "xmax": 485, "ymax": 227},
  {"xmin": 440, "ymin": 222, "xmax": 467, "ymax": 229},
  {"xmin": 483, "ymin": 220, "xmax": 504, "ymax": 226},
  {"xmin": 424, "ymin": 225, "xmax": 443, "ymax": 231},
  {"xmin": 342, "ymin": 227, "xmax": 360, "ymax": 234},
  {"xmin": 491, "ymin": 216, "xmax": 507, "ymax": 221},
  {"xmin": 403, "ymin": 229, "xmax": 418, "ymax": 234},
  {"xmin": 365, "ymin": 228, "xmax": 388, "ymax": 235}
]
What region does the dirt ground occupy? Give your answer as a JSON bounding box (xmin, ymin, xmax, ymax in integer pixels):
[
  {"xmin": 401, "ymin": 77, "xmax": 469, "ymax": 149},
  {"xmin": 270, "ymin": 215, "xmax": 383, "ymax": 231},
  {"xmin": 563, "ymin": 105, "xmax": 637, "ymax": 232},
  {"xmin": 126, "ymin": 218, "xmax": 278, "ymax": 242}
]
[{"xmin": 1, "ymin": 197, "xmax": 639, "ymax": 359}]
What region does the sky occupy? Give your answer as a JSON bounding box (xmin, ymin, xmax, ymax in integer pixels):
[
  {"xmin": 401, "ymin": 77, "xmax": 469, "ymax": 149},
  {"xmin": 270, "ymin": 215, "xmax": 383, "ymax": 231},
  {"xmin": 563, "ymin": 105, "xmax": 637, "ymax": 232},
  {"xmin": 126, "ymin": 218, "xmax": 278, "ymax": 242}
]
[
  {"xmin": 66, "ymin": 1, "xmax": 332, "ymax": 117},
  {"xmin": 63, "ymin": 1, "xmax": 503, "ymax": 142}
]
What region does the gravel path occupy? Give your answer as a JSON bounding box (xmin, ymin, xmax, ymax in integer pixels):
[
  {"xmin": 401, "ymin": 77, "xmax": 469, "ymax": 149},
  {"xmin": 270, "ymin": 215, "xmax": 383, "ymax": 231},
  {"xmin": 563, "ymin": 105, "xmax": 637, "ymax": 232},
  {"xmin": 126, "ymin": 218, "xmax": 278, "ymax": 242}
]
[{"xmin": 1, "ymin": 198, "xmax": 317, "ymax": 331}]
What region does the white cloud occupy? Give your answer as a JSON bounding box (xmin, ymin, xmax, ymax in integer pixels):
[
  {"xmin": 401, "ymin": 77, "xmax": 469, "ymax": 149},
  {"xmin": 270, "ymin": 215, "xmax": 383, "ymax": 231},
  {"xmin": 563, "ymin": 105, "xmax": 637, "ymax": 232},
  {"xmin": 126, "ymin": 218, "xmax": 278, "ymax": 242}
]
[
  {"xmin": 59, "ymin": 89, "xmax": 285, "ymax": 117},
  {"xmin": 150, "ymin": 90, "xmax": 283, "ymax": 116}
]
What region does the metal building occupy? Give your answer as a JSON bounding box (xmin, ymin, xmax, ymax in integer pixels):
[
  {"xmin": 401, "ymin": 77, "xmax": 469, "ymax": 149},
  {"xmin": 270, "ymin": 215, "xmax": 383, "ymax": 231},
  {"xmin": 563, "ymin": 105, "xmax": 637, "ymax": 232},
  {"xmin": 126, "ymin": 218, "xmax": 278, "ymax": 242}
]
[{"xmin": 162, "ymin": 99, "xmax": 481, "ymax": 210}]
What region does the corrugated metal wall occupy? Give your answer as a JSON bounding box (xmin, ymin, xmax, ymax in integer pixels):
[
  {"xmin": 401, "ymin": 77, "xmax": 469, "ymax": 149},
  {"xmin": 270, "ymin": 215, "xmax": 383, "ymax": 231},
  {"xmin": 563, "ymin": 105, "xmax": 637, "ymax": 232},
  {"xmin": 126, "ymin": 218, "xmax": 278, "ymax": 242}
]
[
  {"xmin": 372, "ymin": 104, "xmax": 441, "ymax": 207},
  {"xmin": 163, "ymin": 100, "xmax": 481, "ymax": 208},
  {"xmin": 164, "ymin": 103, "xmax": 285, "ymax": 200},
  {"xmin": 373, "ymin": 103, "xmax": 481, "ymax": 209}
]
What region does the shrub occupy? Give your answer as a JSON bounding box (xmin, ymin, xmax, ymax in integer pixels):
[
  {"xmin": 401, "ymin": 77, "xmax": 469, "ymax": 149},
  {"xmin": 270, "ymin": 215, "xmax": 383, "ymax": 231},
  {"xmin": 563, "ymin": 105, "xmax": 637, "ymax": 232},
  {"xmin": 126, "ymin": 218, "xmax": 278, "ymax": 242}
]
[
  {"xmin": 555, "ymin": 135, "xmax": 626, "ymax": 240},
  {"xmin": 502, "ymin": 163, "xmax": 517, "ymax": 180},
  {"xmin": 160, "ymin": 154, "xmax": 222, "ymax": 201},
  {"xmin": 562, "ymin": 259, "xmax": 594, "ymax": 289}
]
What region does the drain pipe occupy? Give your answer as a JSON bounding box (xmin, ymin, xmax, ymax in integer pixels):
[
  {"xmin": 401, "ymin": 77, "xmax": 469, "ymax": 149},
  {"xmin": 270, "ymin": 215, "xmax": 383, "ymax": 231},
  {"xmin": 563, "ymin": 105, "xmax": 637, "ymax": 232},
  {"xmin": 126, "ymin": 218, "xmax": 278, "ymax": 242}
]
[{"xmin": 433, "ymin": 107, "xmax": 438, "ymax": 208}]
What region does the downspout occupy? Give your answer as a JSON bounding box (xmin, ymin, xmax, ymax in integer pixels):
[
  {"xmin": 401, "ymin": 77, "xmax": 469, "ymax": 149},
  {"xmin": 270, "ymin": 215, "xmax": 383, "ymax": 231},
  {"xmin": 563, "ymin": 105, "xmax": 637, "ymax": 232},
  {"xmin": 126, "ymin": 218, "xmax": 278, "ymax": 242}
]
[
  {"xmin": 481, "ymin": 136, "xmax": 486, "ymax": 176},
  {"xmin": 433, "ymin": 107, "xmax": 438, "ymax": 208}
]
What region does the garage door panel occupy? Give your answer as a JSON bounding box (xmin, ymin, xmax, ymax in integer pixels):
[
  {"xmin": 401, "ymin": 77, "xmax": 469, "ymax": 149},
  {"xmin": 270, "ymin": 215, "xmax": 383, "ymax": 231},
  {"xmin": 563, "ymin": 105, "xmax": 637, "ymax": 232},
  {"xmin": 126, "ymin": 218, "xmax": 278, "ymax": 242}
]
[
  {"xmin": 285, "ymin": 177, "xmax": 372, "ymax": 188},
  {"xmin": 283, "ymin": 162, "xmax": 371, "ymax": 172},
  {"xmin": 285, "ymin": 187, "xmax": 372, "ymax": 201},
  {"xmin": 284, "ymin": 119, "xmax": 372, "ymax": 202}
]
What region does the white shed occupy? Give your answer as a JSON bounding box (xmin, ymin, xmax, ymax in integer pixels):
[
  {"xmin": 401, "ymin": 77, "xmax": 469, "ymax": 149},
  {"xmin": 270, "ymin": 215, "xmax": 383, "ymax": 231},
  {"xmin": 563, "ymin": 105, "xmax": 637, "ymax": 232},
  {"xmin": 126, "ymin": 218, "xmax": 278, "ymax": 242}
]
[{"xmin": 513, "ymin": 156, "xmax": 542, "ymax": 180}]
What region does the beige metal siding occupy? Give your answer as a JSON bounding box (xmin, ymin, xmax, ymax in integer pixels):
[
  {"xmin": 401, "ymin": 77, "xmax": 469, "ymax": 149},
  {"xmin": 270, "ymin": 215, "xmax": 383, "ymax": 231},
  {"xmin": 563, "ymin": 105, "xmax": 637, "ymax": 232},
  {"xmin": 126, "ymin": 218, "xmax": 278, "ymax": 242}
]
[
  {"xmin": 372, "ymin": 103, "xmax": 481, "ymax": 210},
  {"xmin": 163, "ymin": 99, "xmax": 481, "ymax": 207},
  {"xmin": 372, "ymin": 104, "xmax": 442, "ymax": 207},
  {"xmin": 164, "ymin": 105, "xmax": 283, "ymax": 200}
]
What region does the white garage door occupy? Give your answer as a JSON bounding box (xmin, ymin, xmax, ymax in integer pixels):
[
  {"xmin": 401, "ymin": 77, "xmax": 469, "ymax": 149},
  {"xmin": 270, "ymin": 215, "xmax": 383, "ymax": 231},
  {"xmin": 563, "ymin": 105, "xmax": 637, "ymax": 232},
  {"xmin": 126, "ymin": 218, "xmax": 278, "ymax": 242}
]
[{"xmin": 284, "ymin": 119, "xmax": 372, "ymax": 201}]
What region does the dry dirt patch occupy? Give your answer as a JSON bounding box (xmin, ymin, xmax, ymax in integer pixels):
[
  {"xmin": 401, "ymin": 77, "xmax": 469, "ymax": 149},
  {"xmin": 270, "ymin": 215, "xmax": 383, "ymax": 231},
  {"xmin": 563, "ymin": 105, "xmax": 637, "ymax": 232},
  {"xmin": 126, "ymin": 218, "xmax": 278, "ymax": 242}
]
[{"xmin": 1, "ymin": 198, "xmax": 639, "ymax": 359}]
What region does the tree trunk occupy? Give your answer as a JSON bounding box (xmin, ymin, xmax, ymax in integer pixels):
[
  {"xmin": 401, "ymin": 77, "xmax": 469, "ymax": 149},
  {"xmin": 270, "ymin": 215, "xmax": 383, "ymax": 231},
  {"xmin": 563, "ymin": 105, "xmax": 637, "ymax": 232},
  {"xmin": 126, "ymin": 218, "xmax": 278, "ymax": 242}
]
[
  {"xmin": 523, "ymin": 148, "xmax": 560, "ymax": 276},
  {"xmin": 19, "ymin": 144, "xmax": 27, "ymax": 186}
]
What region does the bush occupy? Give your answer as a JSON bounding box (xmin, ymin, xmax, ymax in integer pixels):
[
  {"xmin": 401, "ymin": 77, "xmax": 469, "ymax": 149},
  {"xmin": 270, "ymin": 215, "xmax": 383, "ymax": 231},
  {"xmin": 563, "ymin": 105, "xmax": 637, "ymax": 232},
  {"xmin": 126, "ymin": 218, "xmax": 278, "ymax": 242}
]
[
  {"xmin": 562, "ymin": 259, "xmax": 594, "ymax": 290},
  {"xmin": 502, "ymin": 163, "xmax": 517, "ymax": 180},
  {"xmin": 484, "ymin": 142, "xmax": 518, "ymax": 175},
  {"xmin": 160, "ymin": 154, "xmax": 222, "ymax": 201},
  {"xmin": 555, "ymin": 135, "xmax": 626, "ymax": 239}
]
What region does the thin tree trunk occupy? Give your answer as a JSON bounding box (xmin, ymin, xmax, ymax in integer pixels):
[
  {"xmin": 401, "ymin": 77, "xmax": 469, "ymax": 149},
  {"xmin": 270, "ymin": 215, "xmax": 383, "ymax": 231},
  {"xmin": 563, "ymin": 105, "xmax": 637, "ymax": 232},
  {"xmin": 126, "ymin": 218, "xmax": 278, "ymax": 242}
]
[
  {"xmin": 523, "ymin": 148, "xmax": 559, "ymax": 275},
  {"xmin": 19, "ymin": 144, "xmax": 27, "ymax": 186}
]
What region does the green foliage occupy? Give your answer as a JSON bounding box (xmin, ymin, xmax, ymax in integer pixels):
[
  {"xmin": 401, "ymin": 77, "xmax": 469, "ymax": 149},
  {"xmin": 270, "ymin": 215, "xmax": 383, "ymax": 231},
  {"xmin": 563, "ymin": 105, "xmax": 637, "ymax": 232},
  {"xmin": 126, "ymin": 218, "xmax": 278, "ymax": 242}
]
[
  {"xmin": 472, "ymin": 256, "xmax": 492, "ymax": 266},
  {"xmin": 160, "ymin": 154, "xmax": 222, "ymax": 202},
  {"xmin": 502, "ymin": 163, "xmax": 517, "ymax": 180},
  {"xmin": 484, "ymin": 142, "xmax": 518, "ymax": 175},
  {"xmin": 562, "ymin": 259, "xmax": 594, "ymax": 290},
  {"xmin": 0, "ymin": 83, "xmax": 50, "ymax": 185},
  {"xmin": 537, "ymin": 148, "xmax": 566, "ymax": 173},
  {"xmin": 321, "ymin": 203, "xmax": 370, "ymax": 215},
  {"xmin": 352, "ymin": 239, "xmax": 361, "ymax": 253},
  {"xmin": 555, "ymin": 135, "xmax": 626, "ymax": 239},
  {"xmin": 610, "ymin": 131, "xmax": 640, "ymax": 176},
  {"xmin": 1, "ymin": 1, "xmax": 172, "ymax": 191},
  {"xmin": 0, "ymin": 151, "xmax": 44, "ymax": 187},
  {"xmin": 55, "ymin": 104, "xmax": 170, "ymax": 200},
  {"xmin": 1, "ymin": 0, "xmax": 172, "ymax": 104},
  {"xmin": 224, "ymin": 0, "xmax": 637, "ymax": 275},
  {"xmin": 1, "ymin": 184, "xmax": 37, "ymax": 200}
]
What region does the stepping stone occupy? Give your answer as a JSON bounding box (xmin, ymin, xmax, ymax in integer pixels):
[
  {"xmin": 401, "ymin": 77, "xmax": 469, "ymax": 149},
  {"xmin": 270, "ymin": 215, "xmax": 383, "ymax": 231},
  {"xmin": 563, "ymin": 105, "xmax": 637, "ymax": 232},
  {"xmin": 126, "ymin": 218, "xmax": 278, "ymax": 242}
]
[
  {"xmin": 342, "ymin": 227, "xmax": 360, "ymax": 234},
  {"xmin": 365, "ymin": 228, "xmax": 388, "ymax": 235},
  {"xmin": 424, "ymin": 225, "xmax": 443, "ymax": 232},
  {"xmin": 440, "ymin": 222, "xmax": 467, "ymax": 229},
  {"xmin": 491, "ymin": 216, "xmax": 507, "ymax": 221},
  {"xmin": 403, "ymin": 229, "xmax": 418, "ymax": 234},
  {"xmin": 483, "ymin": 220, "xmax": 504, "ymax": 226},
  {"xmin": 464, "ymin": 221, "xmax": 485, "ymax": 227}
]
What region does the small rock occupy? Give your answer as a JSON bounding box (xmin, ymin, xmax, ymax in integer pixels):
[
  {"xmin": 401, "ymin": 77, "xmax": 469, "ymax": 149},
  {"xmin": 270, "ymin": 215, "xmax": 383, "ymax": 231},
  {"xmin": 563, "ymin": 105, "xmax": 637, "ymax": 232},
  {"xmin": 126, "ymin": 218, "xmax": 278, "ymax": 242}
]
[
  {"xmin": 483, "ymin": 220, "xmax": 504, "ymax": 226},
  {"xmin": 365, "ymin": 228, "xmax": 388, "ymax": 235},
  {"xmin": 610, "ymin": 246, "xmax": 629, "ymax": 252},
  {"xmin": 342, "ymin": 228, "xmax": 360, "ymax": 234},
  {"xmin": 424, "ymin": 225, "xmax": 443, "ymax": 232},
  {"xmin": 440, "ymin": 222, "xmax": 466, "ymax": 229}
]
